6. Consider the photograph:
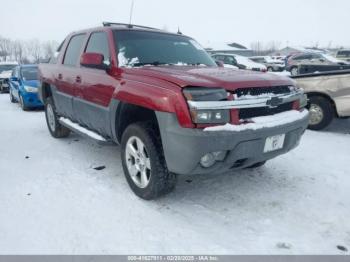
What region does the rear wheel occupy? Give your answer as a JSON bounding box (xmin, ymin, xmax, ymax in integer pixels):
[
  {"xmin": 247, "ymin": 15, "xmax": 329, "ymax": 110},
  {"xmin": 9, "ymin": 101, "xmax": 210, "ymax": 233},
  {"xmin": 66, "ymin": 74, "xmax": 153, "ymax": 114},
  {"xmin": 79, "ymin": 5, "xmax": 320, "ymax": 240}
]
[
  {"xmin": 121, "ymin": 122, "xmax": 176, "ymax": 200},
  {"xmin": 45, "ymin": 97, "xmax": 71, "ymax": 138},
  {"xmin": 267, "ymin": 67, "xmax": 273, "ymax": 72},
  {"xmin": 307, "ymin": 96, "xmax": 334, "ymax": 130}
]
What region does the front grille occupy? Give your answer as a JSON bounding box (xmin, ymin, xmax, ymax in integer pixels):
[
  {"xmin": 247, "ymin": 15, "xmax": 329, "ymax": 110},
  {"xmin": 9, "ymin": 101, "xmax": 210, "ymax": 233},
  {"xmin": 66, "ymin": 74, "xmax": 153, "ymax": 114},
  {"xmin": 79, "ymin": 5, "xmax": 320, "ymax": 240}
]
[
  {"xmin": 239, "ymin": 102, "xmax": 294, "ymax": 119},
  {"xmin": 235, "ymin": 86, "xmax": 290, "ymax": 97}
]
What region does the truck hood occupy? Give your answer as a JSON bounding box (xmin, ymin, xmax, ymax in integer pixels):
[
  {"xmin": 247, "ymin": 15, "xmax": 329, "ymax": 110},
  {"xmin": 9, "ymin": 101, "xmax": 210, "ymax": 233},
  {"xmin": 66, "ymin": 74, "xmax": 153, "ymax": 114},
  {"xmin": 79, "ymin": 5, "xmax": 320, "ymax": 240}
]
[{"xmin": 125, "ymin": 66, "xmax": 294, "ymax": 90}]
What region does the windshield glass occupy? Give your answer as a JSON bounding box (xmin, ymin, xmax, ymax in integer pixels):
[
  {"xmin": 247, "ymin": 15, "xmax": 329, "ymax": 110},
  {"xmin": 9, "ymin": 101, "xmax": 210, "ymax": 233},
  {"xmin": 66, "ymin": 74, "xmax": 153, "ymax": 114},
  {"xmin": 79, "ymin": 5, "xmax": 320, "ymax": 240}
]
[
  {"xmin": 113, "ymin": 30, "xmax": 216, "ymax": 67},
  {"xmin": 21, "ymin": 67, "xmax": 38, "ymax": 81},
  {"xmin": 0, "ymin": 64, "xmax": 16, "ymax": 73}
]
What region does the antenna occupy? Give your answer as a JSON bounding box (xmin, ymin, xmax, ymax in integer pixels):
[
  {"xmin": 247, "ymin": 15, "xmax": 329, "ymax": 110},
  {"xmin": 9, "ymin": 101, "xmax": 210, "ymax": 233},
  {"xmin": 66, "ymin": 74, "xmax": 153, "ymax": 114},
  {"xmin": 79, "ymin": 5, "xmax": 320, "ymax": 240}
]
[
  {"xmin": 129, "ymin": 0, "xmax": 135, "ymax": 26},
  {"xmin": 177, "ymin": 26, "xmax": 182, "ymax": 35}
]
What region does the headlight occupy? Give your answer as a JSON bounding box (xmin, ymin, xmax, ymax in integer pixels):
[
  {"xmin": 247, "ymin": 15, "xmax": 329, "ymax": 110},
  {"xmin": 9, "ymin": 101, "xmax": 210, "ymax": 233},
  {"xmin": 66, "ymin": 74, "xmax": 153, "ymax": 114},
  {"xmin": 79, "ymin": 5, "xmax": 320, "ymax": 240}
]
[
  {"xmin": 191, "ymin": 110, "xmax": 230, "ymax": 124},
  {"xmin": 183, "ymin": 87, "xmax": 230, "ymax": 124},
  {"xmin": 24, "ymin": 86, "xmax": 38, "ymax": 93}
]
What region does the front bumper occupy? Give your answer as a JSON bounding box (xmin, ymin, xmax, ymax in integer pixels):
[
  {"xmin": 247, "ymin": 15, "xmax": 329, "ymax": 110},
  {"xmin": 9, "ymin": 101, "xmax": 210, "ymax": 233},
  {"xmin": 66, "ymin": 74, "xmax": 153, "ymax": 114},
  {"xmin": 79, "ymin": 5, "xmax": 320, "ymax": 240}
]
[
  {"xmin": 22, "ymin": 92, "xmax": 44, "ymax": 107},
  {"xmin": 156, "ymin": 111, "xmax": 309, "ymax": 175},
  {"xmin": 0, "ymin": 79, "xmax": 9, "ymax": 92}
]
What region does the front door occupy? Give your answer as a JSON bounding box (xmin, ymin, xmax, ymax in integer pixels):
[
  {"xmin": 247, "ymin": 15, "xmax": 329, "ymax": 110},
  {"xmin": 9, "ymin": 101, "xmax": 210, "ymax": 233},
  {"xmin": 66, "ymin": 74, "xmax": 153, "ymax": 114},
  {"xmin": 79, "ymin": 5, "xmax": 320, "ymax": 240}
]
[{"xmin": 74, "ymin": 31, "xmax": 115, "ymax": 137}]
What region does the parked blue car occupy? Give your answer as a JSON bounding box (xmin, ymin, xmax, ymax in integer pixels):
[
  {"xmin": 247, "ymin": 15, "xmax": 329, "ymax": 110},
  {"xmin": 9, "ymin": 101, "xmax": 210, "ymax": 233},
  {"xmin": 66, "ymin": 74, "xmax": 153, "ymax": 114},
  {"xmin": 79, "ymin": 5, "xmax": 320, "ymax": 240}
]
[{"xmin": 9, "ymin": 65, "xmax": 43, "ymax": 110}]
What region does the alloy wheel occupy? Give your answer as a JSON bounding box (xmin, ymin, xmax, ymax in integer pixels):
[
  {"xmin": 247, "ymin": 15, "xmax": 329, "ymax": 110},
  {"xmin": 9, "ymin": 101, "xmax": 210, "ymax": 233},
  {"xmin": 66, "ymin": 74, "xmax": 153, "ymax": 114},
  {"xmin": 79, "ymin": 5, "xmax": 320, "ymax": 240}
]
[{"xmin": 125, "ymin": 136, "xmax": 151, "ymax": 188}]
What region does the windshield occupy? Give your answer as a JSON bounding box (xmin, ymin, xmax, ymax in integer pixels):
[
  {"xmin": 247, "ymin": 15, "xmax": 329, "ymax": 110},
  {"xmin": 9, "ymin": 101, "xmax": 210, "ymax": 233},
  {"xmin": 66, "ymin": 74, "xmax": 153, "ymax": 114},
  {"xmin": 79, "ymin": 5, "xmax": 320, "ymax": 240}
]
[
  {"xmin": 113, "ymin": 30, "xmax": 216, "ymax": 67},
  {"xmin": 21, "ymin": 67, "xmax": 38, "ymax": 81},
  {"xmin": 0, "ymin": 64, "xmax": 16, "ymax": 74}
]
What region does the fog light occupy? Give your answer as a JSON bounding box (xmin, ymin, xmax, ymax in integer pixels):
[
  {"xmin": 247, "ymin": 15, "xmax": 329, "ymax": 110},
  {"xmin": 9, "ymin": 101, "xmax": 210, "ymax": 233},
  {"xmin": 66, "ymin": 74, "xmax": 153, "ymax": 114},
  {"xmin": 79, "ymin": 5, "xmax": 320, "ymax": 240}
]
[{"xmin": 200, "ymin": 153, "xmax": 216, "ymax": 168}]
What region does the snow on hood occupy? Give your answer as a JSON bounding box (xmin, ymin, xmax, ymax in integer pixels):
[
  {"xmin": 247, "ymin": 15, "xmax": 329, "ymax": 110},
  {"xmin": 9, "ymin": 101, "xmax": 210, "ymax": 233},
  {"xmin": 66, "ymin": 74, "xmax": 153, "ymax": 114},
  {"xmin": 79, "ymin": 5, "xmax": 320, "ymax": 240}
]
[
  {"xmin": 234, "ymin": 55, "xmax": 267, "ymax": 70},
  {"xmin": 123, "ymin": 66, "xmax": 294, "ymax": 90},
  {"xmin": 0, "ymin": 70, "xmax": 12, "ymax": 79},
  {"xmin": 322, "ymin": 54, "xmax": 349, "ymax": 64}
]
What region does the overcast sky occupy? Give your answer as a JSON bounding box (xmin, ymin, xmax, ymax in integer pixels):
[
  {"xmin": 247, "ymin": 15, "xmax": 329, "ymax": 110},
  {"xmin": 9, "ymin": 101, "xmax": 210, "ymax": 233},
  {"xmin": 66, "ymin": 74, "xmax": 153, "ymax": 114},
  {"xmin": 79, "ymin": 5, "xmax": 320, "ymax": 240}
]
[{"xmin": 1, "ymin": 0, "xmax": 349, "ymax": 48}]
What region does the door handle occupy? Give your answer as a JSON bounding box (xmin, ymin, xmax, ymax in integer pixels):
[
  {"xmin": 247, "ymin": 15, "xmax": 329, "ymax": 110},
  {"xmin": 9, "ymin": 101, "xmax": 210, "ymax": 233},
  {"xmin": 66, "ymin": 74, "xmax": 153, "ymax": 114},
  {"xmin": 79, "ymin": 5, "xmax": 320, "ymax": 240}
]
[
  {"xmin": 75, "ymin": 76, "xmax": 82, "ymax": 83},
  {"xmin": 58, "ymin": 73, "xmax": 62, "ymax": 80}
]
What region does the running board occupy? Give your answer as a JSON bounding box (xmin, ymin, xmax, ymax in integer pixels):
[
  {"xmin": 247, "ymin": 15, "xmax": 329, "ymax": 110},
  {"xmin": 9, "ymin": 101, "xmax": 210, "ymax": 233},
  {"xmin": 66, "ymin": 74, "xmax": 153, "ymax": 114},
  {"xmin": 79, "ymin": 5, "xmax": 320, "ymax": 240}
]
[{"xmin": 59, "ymin": 117, "xmax": 113, "ymax": 145}]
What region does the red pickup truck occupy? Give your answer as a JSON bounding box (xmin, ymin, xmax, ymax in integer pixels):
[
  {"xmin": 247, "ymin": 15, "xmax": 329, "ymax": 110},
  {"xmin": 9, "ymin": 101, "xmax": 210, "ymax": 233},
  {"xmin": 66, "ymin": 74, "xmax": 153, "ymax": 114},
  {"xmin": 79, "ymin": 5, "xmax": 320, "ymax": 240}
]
[{"xmin": 38, "ymin": 22, "xmax": 309, "ymax": 200}]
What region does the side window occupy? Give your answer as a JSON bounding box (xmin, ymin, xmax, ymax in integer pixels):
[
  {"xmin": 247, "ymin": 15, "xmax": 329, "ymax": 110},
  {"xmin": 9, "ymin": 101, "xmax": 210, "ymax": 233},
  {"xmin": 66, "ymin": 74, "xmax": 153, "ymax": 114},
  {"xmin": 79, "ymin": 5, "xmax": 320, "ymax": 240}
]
[
  {"xmin": 63, "ymin": 34, "xmax": 86, "ymax": 66},
  {"xmin": 49, "ymin": 40, "xmax": 64, "ymax": 64},
  {"xmin": 85, "ymin": 32, "xmax": 110, "ymax": 62},
  {"xmin": 224, "ymin": 56, "xmax": 237, "ymax": 65}
]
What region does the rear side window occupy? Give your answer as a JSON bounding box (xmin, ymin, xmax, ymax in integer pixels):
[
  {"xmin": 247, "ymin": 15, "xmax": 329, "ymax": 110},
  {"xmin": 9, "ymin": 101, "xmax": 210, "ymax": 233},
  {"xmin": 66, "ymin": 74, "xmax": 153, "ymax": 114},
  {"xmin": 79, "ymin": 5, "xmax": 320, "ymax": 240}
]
[
  {"xmin": 63, "ymin": 34, "xmax": 86, "ymax": 66},
  {"xmin": 85, "ymin": 32, "xmax": 110, "ymax": 62},
  {"xmin": 337, "ymin": 50, "xmax": 350, "ymax": 57}
]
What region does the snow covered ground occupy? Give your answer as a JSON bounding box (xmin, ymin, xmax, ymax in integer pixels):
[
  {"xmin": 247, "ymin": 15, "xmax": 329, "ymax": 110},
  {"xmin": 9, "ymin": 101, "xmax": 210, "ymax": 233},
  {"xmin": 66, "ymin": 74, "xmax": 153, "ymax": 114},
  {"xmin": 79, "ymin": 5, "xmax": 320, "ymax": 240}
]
[{"xmin": 0, "ymin": 94, "xmax": 349, "ymax": 255}]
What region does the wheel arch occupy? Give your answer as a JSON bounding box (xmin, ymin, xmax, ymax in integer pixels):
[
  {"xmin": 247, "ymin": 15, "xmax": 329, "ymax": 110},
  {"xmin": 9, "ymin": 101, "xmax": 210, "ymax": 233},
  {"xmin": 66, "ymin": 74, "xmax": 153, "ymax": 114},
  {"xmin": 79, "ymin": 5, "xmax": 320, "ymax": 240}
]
[
  {"xmin": 40, "ymin": 82, "xmax": 52, "ymax": 104},
  {"xmin": 306, "ymin": 92, "xmax": 338, "ymax": 117},
  {"xmin": 113, "ymin": 101, "xmax": 159, "ymax": 144}
]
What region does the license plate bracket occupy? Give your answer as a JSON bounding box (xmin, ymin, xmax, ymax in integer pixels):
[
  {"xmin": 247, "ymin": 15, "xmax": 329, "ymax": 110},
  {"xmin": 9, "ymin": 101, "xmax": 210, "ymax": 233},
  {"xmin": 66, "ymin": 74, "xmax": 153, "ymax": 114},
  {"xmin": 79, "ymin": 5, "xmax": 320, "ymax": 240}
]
[{"xmin": 264, "ymin": 134, "xmax": 285, "ymax": 153}]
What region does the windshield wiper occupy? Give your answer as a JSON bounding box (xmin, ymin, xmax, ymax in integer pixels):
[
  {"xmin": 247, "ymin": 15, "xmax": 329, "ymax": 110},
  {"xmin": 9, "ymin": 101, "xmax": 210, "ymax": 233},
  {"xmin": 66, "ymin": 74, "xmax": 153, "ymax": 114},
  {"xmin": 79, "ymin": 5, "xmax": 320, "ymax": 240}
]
[{"xmin": 132, "ymin": 61, "xmax": 172, "ymax": 67}]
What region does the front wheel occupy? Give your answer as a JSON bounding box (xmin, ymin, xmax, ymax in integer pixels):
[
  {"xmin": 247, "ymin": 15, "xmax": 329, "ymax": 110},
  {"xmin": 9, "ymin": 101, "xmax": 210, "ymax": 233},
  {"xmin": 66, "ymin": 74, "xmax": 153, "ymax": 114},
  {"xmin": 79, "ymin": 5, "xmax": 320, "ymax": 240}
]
[
  {"xmin": 121, "ymin": 122, "xmax": 176, "ymax": 200},
  {"xmin": 9, "ymin": 89, "xmax": 16, "ymax": 103},
  {"xmin": 19, "ymin": 95, "xmax": 28, "ymax": 111},
  {"xmin": 307, "ymin": 96, "xmax": 334, "ymax": 130},
  {"xmin": 45, "ymin": 97, "xmax": 71, "ymax": 138}
]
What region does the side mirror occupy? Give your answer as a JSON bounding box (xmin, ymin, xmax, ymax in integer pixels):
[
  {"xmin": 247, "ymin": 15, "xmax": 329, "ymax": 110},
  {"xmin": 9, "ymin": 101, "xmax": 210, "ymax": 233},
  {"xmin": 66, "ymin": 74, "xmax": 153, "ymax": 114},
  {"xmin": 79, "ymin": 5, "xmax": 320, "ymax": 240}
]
[
  {"xmin": 80, "ymin": 52, "xmax": 110, "ymax": 70},
  {"xmin": 215, "ymin": 60, "xmax": 224, "ymax": 67},
  {"xmin": 10, "ymin": 76, "xmax": 19, "ymax": 82}
]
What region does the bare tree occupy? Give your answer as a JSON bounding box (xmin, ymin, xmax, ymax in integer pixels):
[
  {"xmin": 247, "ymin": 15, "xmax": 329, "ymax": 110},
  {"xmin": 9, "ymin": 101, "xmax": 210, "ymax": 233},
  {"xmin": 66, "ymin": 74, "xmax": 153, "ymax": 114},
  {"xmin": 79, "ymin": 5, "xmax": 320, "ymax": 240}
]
[
  {"xmin": 26, "ymin": 39, "xmax": 42, "ymax": 63},
  {"xmin": 42, "ymin": 40, "xmax": 59, "ymax": 60},
  {"xmin": 0, "ymin": 36, "xmax": 12, "ymax": 61},
  {"xmin": 12, "ymin": 40, "xmax": 25, "ymax": 63}
]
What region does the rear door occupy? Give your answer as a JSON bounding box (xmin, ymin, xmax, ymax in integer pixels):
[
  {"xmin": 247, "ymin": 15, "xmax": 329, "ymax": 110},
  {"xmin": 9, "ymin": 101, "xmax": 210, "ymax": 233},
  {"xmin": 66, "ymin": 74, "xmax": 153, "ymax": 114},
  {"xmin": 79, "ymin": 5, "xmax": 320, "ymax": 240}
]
[
  {"xmin": 54, "ymin": 33, "xmax": 86, "ymax": 120},
  {"xmin": 74, "ymin": 31, "xmax": 115, "ymax": 137}
]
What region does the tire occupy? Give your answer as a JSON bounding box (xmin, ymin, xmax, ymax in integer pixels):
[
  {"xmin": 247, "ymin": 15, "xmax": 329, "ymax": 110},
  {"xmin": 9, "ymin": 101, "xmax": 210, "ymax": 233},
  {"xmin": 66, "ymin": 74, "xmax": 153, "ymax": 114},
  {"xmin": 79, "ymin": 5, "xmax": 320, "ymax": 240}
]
[
  {"xmin": 45, "ymin": 97, "xmax": 71, "ymax": 138},
  {"xmin": 307, "ymin": 96, "xmax": 334, "ymax": 130},
  {"xmin": 121, "ymin": 122, "xmax": 176, "ymax": 200},
  {"xmin": 291, "ymin": 66, "xmax": 299, "ymax": 76},
  {"xmin": 9, "ymin": 89, "xmax": 16, "ymax": 103},
  {"xmin": 19, "ymin": 94, "xmax": 29, "ymax": 111},
  {"xmin": 247, "ymin": 161, "xmax": 266, "ymax": 169},
  {"xmin": 267, "ymin": 67, "xmax": 273, "ymax": 72}
]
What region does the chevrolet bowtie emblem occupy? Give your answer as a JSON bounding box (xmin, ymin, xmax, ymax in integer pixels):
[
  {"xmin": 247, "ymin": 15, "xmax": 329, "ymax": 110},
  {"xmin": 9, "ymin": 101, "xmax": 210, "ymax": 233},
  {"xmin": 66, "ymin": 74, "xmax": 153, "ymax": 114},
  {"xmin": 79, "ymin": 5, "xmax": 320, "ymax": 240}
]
[{"xmin": 267, "ymin": 97, "xmax": 283, "ymax": 108}]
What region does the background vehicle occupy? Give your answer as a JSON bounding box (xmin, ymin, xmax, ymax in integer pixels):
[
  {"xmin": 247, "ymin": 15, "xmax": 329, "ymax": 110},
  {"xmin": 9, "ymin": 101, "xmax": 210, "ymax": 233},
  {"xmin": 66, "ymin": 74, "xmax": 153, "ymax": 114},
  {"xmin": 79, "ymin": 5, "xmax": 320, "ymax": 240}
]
[
  {"xmin": 335, "ymin": 49, "xmax": 350, "ymax": 62},
  {"xmin": 0, "ymin": 62, "xmax": 18, "ymax": 93},
  {"xmin": 9, "ymin": 65, "xmax": 43, "ymax": 110},
  {"xmin": 212, "ymin": 53, "xmax": 267, "ymax": 72},
  {"xmin": 38, "ymin": 22, "xmax": 308, "ymax": 200},
  {"xmin": 286, "ymin": 52, "xmax": 345, "ymax": 76},
  {"xmin": 249, "ymin": 56, "xmax": 285, "ymax": 72},
  {"xmin": 293, "ymin": 70, "xmax": 350, "ymax": 130}
]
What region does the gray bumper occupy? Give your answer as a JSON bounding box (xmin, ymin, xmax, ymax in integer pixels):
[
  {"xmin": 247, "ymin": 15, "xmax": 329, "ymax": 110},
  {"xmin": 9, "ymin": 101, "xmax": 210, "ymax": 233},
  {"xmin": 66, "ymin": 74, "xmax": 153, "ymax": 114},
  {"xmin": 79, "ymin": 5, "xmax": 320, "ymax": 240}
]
[{"xmin": 156, "ymin": 111, "xmax": 309, "ymax": 175}]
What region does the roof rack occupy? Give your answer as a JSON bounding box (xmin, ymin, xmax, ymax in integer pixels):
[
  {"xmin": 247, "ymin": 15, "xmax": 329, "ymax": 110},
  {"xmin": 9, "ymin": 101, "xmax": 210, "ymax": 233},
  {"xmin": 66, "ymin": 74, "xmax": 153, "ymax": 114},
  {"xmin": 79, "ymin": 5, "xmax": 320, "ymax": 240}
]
[{"xmin": 102, "ymin": 22, "xmax": 160, "ymax": 31}]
